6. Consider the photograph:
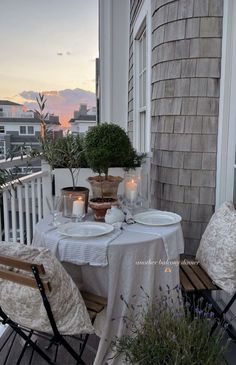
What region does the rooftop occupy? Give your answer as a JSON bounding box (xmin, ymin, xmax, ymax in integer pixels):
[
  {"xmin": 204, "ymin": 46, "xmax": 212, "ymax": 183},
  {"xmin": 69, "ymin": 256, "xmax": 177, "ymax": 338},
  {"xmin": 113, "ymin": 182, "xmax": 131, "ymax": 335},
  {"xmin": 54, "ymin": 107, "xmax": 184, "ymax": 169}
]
[
  {"xmin": 70, "ymin": 115, "xmax": 96, "ymax": 123},
  {"xmin": 0, "ymin": 100, "xmax": 22, "ymax": 106},
  {"xmin": 0, "ymin": 116, "xmax": 60, "ymax": 125}
]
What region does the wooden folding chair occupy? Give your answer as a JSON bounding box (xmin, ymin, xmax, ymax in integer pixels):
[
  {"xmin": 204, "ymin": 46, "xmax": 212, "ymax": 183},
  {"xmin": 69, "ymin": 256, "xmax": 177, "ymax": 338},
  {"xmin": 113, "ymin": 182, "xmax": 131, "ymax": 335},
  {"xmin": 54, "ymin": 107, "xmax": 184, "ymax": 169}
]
[
  {"xmin": 180, "ymin": 257, "xmax": 236, "ymax": 341},
  {"xmin": 0, "ymin": 254, "xmax": 107, "ymax": 364}
]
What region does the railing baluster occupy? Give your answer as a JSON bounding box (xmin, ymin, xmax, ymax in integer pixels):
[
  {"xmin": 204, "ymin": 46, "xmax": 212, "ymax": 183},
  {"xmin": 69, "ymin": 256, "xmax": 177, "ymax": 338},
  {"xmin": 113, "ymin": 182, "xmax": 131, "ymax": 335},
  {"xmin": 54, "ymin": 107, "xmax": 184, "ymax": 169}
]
[
  {"xmin": 37, "ymin": 177, "xmax": 42, "ymax": 220},
  {"xmin": 3, "ymin": 191, "xmax": 9, "ymax": 241},
  {"xmin": 17, "ymin": 185, "xmax": 24, "ymax": 244},
  {"xmin": 11, "ymin": 188, "xmax": 17, "ymax": 242},
  {"xmin": 25, "ymin": 183, "xmax": 31, "ymax": 245},
  {"xmin": 31, "ymin": 179, "xmax": 36, "ymax": 231},
  {"xmin": 41, "ymin": 161, "xmax": 52, "ymax": 217},
  {"xmin": 0, "ymin": 163, "xmax": 51, "ymax": 244}
]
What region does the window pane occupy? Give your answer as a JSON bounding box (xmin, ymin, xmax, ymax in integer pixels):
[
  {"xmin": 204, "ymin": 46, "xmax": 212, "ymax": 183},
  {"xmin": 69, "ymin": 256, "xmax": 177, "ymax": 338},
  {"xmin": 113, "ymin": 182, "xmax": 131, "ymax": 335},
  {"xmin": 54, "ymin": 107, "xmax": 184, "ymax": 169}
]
[
  {"xmin": 143, "ymin": 31, "xmax": 146, "ymax": 69},
  {"xmin": 139, "ymin": 111, "xmax": 146, "ymax": 153},
  {"xmin": 0, "ymin": 126, "xmax": 5, "ymax": 133},
  {"xmin": 20, "ymin": 126, "xmax": 26, "ymax": 134},
  {"xmin": 139, "ymin": 74, "xmax": 143, "ymax": 107},
  {"xmin": 139, "ymin": 36, "xmax": 143, "ymax": 71},
  {"xmin": 143, "ymin": 70, "xmax": 146, "ymax": 106},
  {"xmin": 28, "ymin": 126, "xmax": 34, "ymax": 134}
]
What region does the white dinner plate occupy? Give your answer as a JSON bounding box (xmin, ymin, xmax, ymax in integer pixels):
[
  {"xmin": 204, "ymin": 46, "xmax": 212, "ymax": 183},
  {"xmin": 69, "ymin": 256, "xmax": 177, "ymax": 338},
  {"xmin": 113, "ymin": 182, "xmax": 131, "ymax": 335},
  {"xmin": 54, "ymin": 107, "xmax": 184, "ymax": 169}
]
[
  {"xmin": 133, "ymin": 210, "xmax": 182, "ymax": 226},
  {"xmin": 58, "ymin": 222, "xmax": 114, "ymax": 238}
]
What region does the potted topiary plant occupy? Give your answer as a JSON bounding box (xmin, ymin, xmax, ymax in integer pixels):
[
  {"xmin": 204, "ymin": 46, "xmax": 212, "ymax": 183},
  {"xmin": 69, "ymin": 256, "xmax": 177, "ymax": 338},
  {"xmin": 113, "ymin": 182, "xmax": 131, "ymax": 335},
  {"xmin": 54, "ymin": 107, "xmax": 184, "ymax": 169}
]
[{"xmin": 84, "ymin": 123, "xmax": 145, "ymax": 220}]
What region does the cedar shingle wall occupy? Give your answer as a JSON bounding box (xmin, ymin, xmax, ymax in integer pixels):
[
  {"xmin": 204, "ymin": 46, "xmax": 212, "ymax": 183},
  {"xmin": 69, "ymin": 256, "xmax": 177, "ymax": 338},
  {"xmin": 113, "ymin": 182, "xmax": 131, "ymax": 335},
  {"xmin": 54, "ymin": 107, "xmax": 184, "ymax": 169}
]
[{"xmin": 150, "ymin": 0, "xmax": 223, "ymax": 254}]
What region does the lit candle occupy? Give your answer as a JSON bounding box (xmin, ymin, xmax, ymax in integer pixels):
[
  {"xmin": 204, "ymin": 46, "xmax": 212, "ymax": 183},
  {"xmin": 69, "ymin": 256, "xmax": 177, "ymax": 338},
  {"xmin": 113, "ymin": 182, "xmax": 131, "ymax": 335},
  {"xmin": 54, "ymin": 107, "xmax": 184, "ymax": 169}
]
[
  {"xmin": 72, "ymin": 196, "xmax": 85, "ymax": 217},
  {"xmin": 125, "ymin": 179, "xmax": 138, "ymax": 203}
]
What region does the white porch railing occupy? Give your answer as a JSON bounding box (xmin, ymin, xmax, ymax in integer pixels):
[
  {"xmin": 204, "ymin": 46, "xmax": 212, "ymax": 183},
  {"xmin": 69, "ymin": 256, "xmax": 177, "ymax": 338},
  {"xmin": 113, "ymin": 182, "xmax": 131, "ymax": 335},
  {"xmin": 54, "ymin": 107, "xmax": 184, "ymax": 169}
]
[{"xmin": 0, "ymin": 158, "xmax": 52, "ymax": 244}]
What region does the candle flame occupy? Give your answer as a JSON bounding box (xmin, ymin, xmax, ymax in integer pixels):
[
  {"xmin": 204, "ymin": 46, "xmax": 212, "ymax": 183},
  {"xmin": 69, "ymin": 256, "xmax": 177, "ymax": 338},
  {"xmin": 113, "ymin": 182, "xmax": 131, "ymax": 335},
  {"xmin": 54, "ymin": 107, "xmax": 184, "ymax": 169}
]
[
  {"xmin": 78, "ymin": 196, "xmax": 83, "ymax": 201},
  {"xmin": 131, "ymin": 179, "xmax": 134, "ymax": 183}
]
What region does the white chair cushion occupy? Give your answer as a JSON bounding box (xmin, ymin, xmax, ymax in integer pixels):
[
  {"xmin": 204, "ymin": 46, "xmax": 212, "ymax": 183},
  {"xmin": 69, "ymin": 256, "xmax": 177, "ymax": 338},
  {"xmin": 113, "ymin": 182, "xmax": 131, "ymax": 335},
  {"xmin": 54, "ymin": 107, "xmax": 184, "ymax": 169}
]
[
  {"xmin": 196, "ymin": 202, "xmax": 236, "ymax": 294},
  {"xmin": 0, "ymin": 241, "xmax": 94, "ymax": 335}
]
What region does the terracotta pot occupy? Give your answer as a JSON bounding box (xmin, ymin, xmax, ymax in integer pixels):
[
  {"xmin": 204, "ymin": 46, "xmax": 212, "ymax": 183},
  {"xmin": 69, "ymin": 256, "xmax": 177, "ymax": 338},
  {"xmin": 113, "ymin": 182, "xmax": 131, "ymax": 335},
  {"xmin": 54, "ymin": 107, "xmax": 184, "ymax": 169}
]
[
  {"xmin": 61, "ymin": 186, "xmax": 89, "ymax": 216},
  {"xmin": 89, "ymin": 198, "xmax": 117, "ymax": 221},
  {"xmin": 87, "ymin": 175, "xmax": 123, "ymax": 199}
]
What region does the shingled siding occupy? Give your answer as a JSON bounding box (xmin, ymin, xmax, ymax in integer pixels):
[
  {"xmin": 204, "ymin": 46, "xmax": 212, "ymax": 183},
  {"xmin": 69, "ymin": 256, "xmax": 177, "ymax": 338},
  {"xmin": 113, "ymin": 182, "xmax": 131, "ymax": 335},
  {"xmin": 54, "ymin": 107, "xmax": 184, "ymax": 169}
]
[
  {"xmin": 150, "ymin": 0, "xmax": 223, "ymax": 254},
  {"xmin": 127, "ymin": 0, "xmax": 143, "ymax": 142}
]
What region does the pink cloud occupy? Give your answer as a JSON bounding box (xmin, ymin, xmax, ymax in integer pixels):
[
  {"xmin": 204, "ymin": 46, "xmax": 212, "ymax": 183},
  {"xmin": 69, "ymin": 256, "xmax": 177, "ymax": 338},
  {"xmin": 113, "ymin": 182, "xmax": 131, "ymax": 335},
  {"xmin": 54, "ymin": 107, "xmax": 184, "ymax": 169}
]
[{"xmin": 20, "ymin": 88, "xmax": 96, "ymax": 127}]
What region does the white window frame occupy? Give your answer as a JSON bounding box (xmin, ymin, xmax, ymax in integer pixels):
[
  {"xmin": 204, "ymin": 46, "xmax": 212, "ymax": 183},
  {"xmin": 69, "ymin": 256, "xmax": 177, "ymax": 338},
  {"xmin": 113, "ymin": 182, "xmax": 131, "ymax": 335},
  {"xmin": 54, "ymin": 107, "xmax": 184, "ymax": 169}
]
[
  {"xmin": 215, "ymin": 0, "xmax": 236, "ymax": 327},
  {"xmin": 133, "ymin": 0, "xmax": 151, "ymax": 153},
  {"xmin": 216, "ymin": 0, "xmax": 236, "ymax": 206},
  {"xmin": 19, "ymin": 125, "xmax": 35, "ymax": 135}
]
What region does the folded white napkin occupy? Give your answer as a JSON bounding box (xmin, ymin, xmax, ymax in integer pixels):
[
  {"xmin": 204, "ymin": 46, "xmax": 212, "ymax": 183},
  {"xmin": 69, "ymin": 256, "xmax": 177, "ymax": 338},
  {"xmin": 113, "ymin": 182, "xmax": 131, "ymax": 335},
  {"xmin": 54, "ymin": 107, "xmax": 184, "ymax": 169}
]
[{"xmin": 32, "ymin": 218, "xmax": 122, "ymax": 266}]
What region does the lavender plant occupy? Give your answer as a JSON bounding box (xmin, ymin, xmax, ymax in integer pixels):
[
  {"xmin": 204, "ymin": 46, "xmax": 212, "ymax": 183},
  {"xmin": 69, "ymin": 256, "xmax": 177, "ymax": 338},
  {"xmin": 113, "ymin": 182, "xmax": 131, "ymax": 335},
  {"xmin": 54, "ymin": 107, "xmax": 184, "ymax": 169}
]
[{"xmin": 111, "ymin": 286, "xmax": 229, "ymax": 365}]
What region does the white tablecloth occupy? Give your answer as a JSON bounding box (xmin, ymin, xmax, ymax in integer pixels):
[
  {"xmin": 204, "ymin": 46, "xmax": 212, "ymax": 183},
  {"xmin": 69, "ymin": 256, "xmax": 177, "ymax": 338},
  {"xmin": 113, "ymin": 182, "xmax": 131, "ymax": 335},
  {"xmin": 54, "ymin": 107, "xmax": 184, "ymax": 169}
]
[{"xmin": 32, "ymin": 216, "xmax": 184, "ymax": 365}]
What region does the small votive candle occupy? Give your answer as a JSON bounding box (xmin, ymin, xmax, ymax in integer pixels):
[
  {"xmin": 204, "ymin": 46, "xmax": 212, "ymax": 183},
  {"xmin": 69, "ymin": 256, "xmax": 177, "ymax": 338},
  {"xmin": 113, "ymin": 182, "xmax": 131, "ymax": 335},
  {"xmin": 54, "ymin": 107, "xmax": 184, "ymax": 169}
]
[
  {"xmin": 72, "ymin": 196, "xmax": 85, "ymax": 217},
  {"xmin": 125, "ymin": 178, "xmax": 138, "ymax": 203}
]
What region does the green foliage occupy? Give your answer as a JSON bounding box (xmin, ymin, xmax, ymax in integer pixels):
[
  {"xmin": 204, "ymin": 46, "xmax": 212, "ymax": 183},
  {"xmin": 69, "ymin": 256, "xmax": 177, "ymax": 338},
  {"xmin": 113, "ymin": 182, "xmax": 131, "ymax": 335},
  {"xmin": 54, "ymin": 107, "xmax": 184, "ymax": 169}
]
[
  {"xmin": 40, "ymin": 133, "xmax": 87, "ymax": 169},
  {"xmin": 38, "ymin": 133, "xmax": 88, "ymax": 189},
  {"xmin": 34, "ymin": 92, "xmax": 48, "ymax": 138},
  {"xmin": 0, "ymin": 169, "xmax": 7, "ymax": 188},
  {"xmin": 111, "ymin": 287, "xmax": 228, "ymax": 365},
  {"xmin": 0, "ymin": 147, "xmax": 31, "ymax": 198},
  {"xmin": 84, "ymin": 123, "xmax": 145, "ymax": 177}
]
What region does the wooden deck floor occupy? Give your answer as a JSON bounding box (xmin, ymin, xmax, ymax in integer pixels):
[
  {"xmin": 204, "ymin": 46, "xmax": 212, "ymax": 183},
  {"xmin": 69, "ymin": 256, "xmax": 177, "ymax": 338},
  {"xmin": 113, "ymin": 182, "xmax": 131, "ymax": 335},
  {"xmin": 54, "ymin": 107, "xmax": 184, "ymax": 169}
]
[
  {"xmin": 0, "ymin": 328, "xmax": 99, "ymax": 365},
  {"xmin": 1, "ymin": 327, "xmax": 236, "ymax": 365}
]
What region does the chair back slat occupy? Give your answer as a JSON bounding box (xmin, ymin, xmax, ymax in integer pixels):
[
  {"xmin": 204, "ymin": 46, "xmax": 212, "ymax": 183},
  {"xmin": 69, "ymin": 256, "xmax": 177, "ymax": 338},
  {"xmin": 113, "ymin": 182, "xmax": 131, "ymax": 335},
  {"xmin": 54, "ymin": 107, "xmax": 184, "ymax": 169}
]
[
  {"xmin": 0, "ymin": 254, "xmax": 51, "ymax": 292},
  {"xmin": 0, "ymin": 268, "xmax": 51, "ymax": 292},
  {"xmin": 0, "ymin": 254, "xmax": 45, "ymax": 274}
]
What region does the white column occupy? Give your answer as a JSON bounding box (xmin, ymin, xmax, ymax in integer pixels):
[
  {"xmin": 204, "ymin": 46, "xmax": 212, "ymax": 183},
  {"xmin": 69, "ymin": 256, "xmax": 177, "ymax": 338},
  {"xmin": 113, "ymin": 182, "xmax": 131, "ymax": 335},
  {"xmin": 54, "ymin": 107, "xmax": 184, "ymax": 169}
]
[{"xmin": 99, "ymin": 0, "xmax": 130, "ymax": 130}]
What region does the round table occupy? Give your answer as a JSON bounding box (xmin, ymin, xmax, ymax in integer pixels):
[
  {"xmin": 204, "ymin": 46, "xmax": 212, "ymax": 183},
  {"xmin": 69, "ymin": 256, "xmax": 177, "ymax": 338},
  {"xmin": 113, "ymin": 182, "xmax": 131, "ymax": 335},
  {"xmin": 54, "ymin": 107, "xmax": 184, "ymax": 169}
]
[{"xmin": 33, "ymin": 216, "xmax": 184, "ymax": 365}]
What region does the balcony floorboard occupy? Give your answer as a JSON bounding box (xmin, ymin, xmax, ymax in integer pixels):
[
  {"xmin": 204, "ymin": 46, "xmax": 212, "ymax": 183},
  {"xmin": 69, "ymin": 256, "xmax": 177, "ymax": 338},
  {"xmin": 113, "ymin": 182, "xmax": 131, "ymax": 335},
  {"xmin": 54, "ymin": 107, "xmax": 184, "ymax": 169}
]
[{"xmin": 0, "ymin": 328, "xmax": 99, "ymax": 365}]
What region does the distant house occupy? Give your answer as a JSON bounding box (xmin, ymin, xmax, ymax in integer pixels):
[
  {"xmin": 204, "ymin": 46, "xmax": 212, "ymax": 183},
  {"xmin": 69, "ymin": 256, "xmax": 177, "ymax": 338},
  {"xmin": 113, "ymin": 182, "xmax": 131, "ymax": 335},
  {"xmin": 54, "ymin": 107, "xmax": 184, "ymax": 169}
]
[
  {"xmin": 70, "ymin": 104, "xmax": 97, "ymax": 135},
  {"xmin": 0, "ymin": 100, "xmax": 61, "ymax": 164}
]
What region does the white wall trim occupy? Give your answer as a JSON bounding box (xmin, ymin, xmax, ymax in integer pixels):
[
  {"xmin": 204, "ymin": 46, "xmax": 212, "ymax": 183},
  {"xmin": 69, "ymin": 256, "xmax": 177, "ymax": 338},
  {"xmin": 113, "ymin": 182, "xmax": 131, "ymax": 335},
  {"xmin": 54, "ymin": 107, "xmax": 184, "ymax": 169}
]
[
  {"xmin": 99, "ymin": 0, "xmax": 130, "ymax": 130},
  {"xmin": 99, "ymin": 0, "xmax": 112, "ymax": 123},
  {"xmin": 216, "ymin": 0, "xmax": 236, "ymax": 207},
  {"xmin": 133, "ymin": 0, "xmax": 152, "ymax": 152},
  {"xmin": 215, "ymin": 0, "xmax": 236, "ymax": 322}
]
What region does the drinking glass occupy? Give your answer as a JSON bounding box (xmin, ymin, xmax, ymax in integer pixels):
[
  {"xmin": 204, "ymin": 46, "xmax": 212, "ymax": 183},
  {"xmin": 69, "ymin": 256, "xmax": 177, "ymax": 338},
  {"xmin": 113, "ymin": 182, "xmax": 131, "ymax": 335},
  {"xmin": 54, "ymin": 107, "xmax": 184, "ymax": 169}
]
[{"xmin": 46, "ymin": 196, "xmax": 62, "ymax": 226}]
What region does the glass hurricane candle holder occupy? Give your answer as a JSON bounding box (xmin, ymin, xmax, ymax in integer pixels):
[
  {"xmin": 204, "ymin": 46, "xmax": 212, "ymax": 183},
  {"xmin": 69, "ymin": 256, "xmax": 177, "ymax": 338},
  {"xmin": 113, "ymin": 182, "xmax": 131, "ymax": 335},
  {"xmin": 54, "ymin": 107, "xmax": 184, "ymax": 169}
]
[
  {"xmin": 124, "ymin": 172, "xmax": 139, "ymax": 210},
  {"xmin": 71, "ymin": 196, "xmax": 85, "ymax": 222},
  {"xmin": 63, "ymin": 194, "xmax": 85, "ymax": 220},
  {"xmin": 123, "ymin": 169, "xmax": 149, "ymax": 213}
]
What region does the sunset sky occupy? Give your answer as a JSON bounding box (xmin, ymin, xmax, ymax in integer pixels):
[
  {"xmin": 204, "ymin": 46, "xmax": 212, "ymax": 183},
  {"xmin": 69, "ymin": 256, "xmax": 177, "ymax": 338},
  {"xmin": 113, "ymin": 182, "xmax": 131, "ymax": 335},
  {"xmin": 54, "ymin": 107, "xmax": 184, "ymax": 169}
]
[{"xmin": 0, "ymin": 0, "xmax": 98, "ymax": 126}]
